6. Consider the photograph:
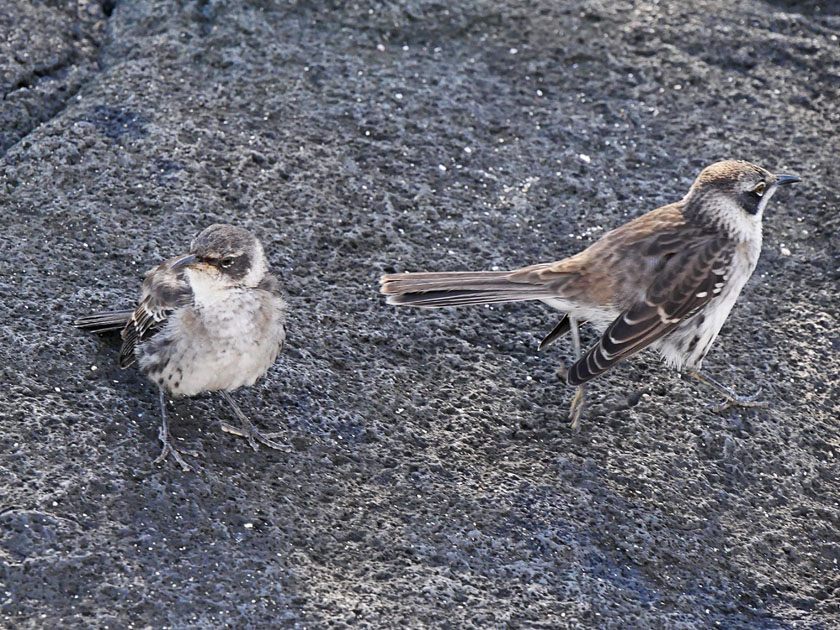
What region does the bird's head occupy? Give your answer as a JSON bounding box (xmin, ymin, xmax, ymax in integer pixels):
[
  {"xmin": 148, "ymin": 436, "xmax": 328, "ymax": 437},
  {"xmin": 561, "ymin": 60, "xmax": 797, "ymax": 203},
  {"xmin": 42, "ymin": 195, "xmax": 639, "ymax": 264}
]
[
  {"xmin": 173, "ymin": 224, "xmax": 268, "ymax": 290},
  {"xmin": 683, "ymin": 160, "xmax": 799, "ymax": 241}
]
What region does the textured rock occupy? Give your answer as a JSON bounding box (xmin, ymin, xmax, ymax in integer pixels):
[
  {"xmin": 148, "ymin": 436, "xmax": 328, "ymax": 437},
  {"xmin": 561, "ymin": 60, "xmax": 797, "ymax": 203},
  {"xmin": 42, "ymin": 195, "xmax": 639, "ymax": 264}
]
[{"xmin": 1, "ymin": 1, "xmax": 838, "ymax": 628}]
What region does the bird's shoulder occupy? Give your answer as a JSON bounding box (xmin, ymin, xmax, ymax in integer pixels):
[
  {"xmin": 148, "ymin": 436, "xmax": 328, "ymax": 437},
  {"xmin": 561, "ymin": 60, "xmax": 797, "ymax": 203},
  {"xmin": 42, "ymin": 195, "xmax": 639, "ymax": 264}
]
[
  {"xmin": 118, "ymin": 256, "xmax": 193, "ymax": 368},
  {"xmin": 588, "ymin": 202, "xmax": 693, "ymax": 257},
  {"xmin": 255, "ymin": 272, "xmax": 288, "ymax": 312},
  {"xmin": 256, "ymin": 272, "xmax": 283, "ymax": 297},
  {"xmin": 139, "ymin": 256, "xmax": 193, "ymax": 308}
]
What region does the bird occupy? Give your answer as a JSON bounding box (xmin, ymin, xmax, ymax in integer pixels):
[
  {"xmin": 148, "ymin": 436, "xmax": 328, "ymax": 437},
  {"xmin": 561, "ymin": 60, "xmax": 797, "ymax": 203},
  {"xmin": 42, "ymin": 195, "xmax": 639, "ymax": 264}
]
[
  {"xmin": 75, "ymin": 224, "xmax": 288, "ymax": 470},
  {"xmin": 380, "ymin": 160, "xmax": 800, "ymax": 430}
]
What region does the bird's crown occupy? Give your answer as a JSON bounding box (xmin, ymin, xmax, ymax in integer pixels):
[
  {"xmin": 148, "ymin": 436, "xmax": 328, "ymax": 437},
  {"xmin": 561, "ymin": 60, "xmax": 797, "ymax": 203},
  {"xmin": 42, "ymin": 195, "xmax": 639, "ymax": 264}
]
[{"xmin": 190, "ymin": 224, "xmax": 259, "ymax": 259}]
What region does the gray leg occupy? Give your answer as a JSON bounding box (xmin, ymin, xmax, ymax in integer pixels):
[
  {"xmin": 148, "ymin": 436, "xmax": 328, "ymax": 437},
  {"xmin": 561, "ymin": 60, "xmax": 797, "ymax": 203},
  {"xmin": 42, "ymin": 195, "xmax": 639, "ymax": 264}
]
[
  {"xmin": 567, "ymin": 316, "xmax": 587, "ymax": 432},
  {"xmin": 219, "ymin": 391, "xmax": 290, "ymax": 453},
  {"xmin": 152, "ymin": 390, "xmax": 197, "ymax": 471},
  {"xmin": 691, "ymin": 371, "xmax": 767, "ymax": 412}
]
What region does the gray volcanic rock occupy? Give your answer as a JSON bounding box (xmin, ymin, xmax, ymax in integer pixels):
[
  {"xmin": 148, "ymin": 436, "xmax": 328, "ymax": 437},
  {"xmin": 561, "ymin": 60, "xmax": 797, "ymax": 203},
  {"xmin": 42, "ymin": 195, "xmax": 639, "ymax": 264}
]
[{"xmin": 1, "ymin": 1, "xmax": 838, "ymax": 628}]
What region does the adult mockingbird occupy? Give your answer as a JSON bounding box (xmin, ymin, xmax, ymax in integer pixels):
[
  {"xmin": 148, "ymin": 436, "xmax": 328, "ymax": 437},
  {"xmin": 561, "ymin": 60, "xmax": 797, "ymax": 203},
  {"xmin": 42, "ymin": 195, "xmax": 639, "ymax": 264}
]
[
  {"xmin": 75, "ymin": 224, "xmax": 288, "ymax": 470},
  {"xmin": 380, "ymin": 160, "xmax": 800, "ymax": 429}
]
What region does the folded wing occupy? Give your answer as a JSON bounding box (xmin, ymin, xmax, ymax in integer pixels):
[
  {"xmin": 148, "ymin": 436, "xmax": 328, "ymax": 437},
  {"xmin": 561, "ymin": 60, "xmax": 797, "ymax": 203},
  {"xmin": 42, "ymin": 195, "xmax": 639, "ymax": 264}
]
[
  {"xmin": 567, "ymin": 237, "xmax": 733, "ymax": 385},
  {"xmin": 119, "ymin": 257, "xmax": 192, "ymax": 368}
]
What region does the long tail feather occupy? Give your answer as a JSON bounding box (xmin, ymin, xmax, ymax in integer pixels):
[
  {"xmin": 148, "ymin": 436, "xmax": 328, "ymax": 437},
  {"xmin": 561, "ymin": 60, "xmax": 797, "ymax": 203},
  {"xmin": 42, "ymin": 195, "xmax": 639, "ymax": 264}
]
[
  {"xmin": 74, "ymin": 309, "xmax": 132, "ymax": 333},
  {"xmin": 380, "ymin": 271, "xmax": 551, "ymax": 308}
]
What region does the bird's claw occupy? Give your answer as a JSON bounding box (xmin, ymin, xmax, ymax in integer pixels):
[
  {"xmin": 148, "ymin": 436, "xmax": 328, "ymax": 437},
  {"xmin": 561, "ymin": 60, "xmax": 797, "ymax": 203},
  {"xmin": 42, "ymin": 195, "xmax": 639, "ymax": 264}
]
[
  {"xmin": 710, "ymin": 388, "xmax": 768, "ymax": 413},
  {"xmin": 153, "ymin": 437, "xmax": 200, "ymax": 471},
  {"xmin": 220, "ymin": 421, "xmax": 291, "ymax": 453}
]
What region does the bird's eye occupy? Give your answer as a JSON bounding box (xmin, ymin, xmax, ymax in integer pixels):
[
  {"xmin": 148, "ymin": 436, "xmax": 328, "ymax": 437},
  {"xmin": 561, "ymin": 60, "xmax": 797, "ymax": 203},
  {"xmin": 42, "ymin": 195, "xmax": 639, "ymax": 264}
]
[
  {"xmin": 753, "ymin": 182, "xmax": 766, "ymax": 197},
  {"xmin": 220, "ymin": 257, "xmax": 235, "ymax": 268}
]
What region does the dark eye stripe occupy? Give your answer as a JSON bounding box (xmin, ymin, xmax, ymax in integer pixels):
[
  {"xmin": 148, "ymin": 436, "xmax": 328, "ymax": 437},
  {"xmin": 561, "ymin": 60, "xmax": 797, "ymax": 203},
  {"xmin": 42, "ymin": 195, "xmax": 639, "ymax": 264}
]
[
  {"xmin": 222, "ymin": 254, "xmax": 251, "ymax": 280},
  {"xmin": 741, "ymin": 190, "xmax": 761, "ymax": 215}
]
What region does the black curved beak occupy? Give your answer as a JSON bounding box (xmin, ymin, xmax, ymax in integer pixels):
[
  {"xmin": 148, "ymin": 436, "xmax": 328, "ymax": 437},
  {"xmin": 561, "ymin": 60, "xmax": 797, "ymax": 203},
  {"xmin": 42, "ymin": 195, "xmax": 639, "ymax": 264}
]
[
  {"xmin": 171, "ymin": 254, "xmax": 198, "ymax": 270},
  {"xmin": 774, "ymin": 174, "xmax": 801, "ymax": 186}
]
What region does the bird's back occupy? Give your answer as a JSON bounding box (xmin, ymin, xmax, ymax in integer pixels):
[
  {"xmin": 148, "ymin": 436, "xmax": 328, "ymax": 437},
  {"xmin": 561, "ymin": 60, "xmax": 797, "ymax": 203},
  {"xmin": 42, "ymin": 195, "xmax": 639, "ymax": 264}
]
[{"xmin": 510, "ymin": 202, "xmax": 696, "ymax": 313}]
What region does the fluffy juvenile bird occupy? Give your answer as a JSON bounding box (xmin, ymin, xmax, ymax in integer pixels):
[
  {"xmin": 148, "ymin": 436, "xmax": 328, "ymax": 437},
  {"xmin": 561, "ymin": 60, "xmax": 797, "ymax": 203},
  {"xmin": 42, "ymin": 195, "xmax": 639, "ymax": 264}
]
[
  {"xmin": 381, "ymin": 160, "xmax": 799, "ymax": 429},
  {"xmin": 75, "ymin": 224, "xmax": 288, "ymax": 470}
]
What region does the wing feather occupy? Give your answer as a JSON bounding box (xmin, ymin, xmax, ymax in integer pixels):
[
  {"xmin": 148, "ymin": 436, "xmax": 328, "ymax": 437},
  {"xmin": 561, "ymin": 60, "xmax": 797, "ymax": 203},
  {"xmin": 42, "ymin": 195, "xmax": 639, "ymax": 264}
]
[
  {"xmin": 118, "ymin": 257, "xmax": 192, "ymax": 368},
  {"xmin": 567, "ymin": 237, "xmax": 733, "ymax": 385}
]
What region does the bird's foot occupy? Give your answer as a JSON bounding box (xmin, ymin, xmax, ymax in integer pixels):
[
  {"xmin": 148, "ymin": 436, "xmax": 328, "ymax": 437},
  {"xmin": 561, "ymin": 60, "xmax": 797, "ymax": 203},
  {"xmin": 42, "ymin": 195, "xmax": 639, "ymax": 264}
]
[
  {"xmin": 691, "ymin": 371, "xmax": 769, "ymax": 414},
  {"xmin": 220, "ymin": 420, "xmax": 291, "ymax": 453},
  {"xmin": 153, "ymin": 426, "xmax": 201, "ymax": 472},
  {"xmin": 219, "ymin": 390, "xmax": 290, "ymax": 453},
  {"xmin": 568, "ymin": 385, "xmax": 587, "ymax": 432},
  {"xmin": 710, "ymin": 388, "xmax": 768, "ymax": 413}
]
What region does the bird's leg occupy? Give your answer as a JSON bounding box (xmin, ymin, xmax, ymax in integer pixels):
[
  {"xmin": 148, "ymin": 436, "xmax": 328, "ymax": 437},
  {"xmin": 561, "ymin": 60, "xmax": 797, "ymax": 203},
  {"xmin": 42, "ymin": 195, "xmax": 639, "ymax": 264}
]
[
  {"xmin": 219, "ymin": 391, "xmax": 290, "ymax": 452},
  {"xmin": 153, "ymin": 390, "xmax": 199, "ymax": 471},
  {"xmin": 690, "ymin": 371, "xmax": 768, "ymax": 412},
  {"xmin": 567, "ymin": 316, "xmax": 587, "ymax": 432}
]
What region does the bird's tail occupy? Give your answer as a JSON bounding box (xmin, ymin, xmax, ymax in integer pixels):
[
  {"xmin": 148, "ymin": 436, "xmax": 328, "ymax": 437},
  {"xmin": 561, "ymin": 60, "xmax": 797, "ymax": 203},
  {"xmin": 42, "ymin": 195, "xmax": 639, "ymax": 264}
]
[
  {"xmin": 74, "ymin": 309, "xmax": 132, "ymax": 333},
  {"xmin": 380, "ymin": 271, "xmax": 553, "ymax": 308}
]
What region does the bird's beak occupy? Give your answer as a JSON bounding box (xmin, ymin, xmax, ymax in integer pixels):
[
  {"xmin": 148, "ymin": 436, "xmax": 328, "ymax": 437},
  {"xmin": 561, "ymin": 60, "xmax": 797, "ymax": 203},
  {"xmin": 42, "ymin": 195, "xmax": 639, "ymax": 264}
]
[
  {"xmin": 171, "ymin": 255, "xmax": 198, "ymax": 270},
  {"xmin": 171, "ymin": 255, "xmax": 216, "ymax": 272},
  {"xmin": 774, "ymin": 174, "xmax": 801, "ymax": 186}
]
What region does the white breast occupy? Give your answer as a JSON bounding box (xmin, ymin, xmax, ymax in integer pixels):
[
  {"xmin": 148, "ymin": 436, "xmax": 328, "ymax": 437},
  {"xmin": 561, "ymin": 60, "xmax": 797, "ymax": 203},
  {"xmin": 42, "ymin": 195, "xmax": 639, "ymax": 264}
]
[{"xmin": 138, "ymin": 289, "xmax": 286, "ymax": 397}]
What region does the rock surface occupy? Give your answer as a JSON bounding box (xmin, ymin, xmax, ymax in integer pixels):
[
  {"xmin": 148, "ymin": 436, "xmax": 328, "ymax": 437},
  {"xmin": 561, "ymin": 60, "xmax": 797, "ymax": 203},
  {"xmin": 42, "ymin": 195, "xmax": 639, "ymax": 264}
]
[{"xmin": 1, "ymin": 1, "xmax": 838, "ymax": 628}]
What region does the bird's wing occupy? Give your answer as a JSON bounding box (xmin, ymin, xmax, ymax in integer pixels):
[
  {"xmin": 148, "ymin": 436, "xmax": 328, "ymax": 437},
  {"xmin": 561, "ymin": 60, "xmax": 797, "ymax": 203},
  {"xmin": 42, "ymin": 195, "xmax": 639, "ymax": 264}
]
[
  {"xmin": 508, "ymin": 206, "xmax": 691, "ymax": 304},
  {"xmin": 119, "ymin": 256, "xmax": 192, "ymax": 368},
  {"xmin": 256, "ymin": 273, "xmax": 287, "ymax": 354},
  {"xmin": 256, "ymin": 272, "xmax": 282, "ymax": 296},
  {"xmin": 567, "ymin": 236, "xmax": 734, "ymax": 385}
]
